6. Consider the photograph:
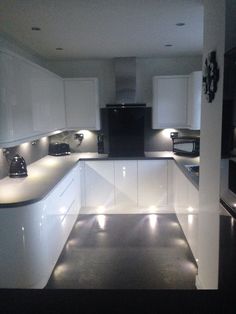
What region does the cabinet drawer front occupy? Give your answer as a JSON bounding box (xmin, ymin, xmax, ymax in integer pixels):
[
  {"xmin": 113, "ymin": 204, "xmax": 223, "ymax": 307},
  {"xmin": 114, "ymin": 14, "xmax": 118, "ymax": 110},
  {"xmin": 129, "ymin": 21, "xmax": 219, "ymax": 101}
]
[{"xmin": 45, "ymin": 169, "xmax": 77, "ymax": 215}]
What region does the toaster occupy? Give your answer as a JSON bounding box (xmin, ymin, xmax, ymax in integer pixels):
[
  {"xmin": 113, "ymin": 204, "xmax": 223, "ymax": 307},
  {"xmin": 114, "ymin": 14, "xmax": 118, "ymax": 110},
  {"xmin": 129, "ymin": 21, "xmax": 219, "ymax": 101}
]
[{"xmin": 48, "ymin": 143, "xmax": 71, "ymax": 156}]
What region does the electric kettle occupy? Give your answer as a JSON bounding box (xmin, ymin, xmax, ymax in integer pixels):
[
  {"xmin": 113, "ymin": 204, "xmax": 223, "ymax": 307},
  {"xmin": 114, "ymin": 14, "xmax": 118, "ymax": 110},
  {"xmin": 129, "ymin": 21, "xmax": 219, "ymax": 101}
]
[{"xmin": 9, "ymin": 154, "xmax": 28, "ymax": 178}]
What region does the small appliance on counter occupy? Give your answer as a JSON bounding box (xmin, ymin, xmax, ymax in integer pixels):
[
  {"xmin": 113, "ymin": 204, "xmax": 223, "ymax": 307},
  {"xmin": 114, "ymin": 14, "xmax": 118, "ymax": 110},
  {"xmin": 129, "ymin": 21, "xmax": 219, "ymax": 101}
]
[
  {"xmin": 172, "ymin": 136, "xmax": 200, "ymax": 157},
  {"xmin": 97, "ymin": 133, "xmax": 104, "ymax": 154},
  {"xmin": 48, "ymin": 143, "xmax": 71, "ymax": 156},
  {"xmin": 9, "ymin": 154, "xmax": 28, "ymax": 178}
]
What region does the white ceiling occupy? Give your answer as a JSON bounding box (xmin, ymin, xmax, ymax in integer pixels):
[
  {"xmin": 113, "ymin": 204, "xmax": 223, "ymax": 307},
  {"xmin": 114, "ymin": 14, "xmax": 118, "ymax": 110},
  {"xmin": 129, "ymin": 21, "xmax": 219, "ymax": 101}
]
[{"xmin": 0, "ymin": 0, "xmax": 204, "ymax": 59}]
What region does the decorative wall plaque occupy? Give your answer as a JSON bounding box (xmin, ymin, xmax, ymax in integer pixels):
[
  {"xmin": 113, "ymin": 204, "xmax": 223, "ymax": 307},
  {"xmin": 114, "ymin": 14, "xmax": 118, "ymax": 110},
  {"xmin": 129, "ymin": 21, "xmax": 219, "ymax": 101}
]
[{"xmin": 202, "ymin": 51, "xmax": 220, "ymax": 103}]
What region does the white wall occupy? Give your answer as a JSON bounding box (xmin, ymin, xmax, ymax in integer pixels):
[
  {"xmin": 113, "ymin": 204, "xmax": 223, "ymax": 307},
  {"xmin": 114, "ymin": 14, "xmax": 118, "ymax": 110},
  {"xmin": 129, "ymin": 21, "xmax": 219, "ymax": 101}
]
[
  {"xmin": 197, "ymin": 0, "xmax": 225, "ymax": 289},
  {"xmin": 0, "ymin": 33, "xmax": 45, "ymax": 67}
]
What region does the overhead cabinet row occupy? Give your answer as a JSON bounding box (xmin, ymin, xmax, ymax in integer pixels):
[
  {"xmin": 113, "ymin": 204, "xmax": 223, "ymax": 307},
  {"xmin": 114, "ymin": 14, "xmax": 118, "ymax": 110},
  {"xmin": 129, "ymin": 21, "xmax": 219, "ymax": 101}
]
[
  {"xmin": 0, "ymin": 50, "xmax": 100, "ymax": 147},
  {"xmin": 0, "ymin": 49, "xmax": 202, "ymax": 147}
]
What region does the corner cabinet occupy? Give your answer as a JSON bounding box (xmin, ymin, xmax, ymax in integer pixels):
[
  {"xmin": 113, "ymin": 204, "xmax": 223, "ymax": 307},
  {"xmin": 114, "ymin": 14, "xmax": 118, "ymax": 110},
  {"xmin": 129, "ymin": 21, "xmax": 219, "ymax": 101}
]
[
  {"xmin": 64, "ymin": 78, "xmax": 100, "ymax": 130},
  {"xmin": 0, "ymin": 50, "xmax": 66, "ymax": 147},
  {"xmin": 152, "ymin": 75, "xmax": 189, "ymax": 129},
  {"xmin": 152, "ymin": 72, "xmax": 202, "ymax": 130},
  {"xmin": 82, "ymin": 159, "xmax": 171, "ymax": 212},
  {"xmin": 0, "ymin": 163, "xmax": 81, "ymax": 288}
]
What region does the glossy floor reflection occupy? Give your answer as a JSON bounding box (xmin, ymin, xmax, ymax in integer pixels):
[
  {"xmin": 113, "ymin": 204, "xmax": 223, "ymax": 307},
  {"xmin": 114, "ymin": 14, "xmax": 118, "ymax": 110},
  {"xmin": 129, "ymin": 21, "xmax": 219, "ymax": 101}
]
[{"xmin": 45, "ymin": 214, "xmax": 197, "ymax": 289}]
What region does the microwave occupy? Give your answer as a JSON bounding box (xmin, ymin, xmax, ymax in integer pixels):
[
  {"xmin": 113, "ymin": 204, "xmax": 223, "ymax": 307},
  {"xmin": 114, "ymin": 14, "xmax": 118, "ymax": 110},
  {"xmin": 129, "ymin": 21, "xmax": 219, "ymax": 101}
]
[{"xmin": 172, "ymin": 137, "xmax": 200, "ymax": 156}]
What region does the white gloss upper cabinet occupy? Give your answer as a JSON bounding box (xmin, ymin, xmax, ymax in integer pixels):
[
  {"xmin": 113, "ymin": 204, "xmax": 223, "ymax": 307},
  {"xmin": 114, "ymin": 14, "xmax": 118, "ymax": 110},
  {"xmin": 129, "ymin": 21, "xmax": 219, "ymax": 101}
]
[
  {"xmin": 138, "ymin": 160, "xmax": 168, "ymax": 207},
  {"xmin": 84, "ymin": 160, "xmax": 115, "ymax": 208},
  {"xmin": 0, "ymin": 51, "xmax": 35, "ymax": 144},
  {"xmin": 0, "ymin": 50, "xmax": 65, "ymax": 146},
  {"xmin": 187, "ymin": 71, "xmax": 202, "ymax": 130},
  {"xmin": 114, "ymin": 160, "xmax": 138, "ymax": 208},
  {"xmin": 152, "ymin": 75, "xmax": 189, "ymax": 129},
  {"xmin": 64, "ymin": 78, "xmax": 100, "ymax": 130},
  {"xmin": 31, "ymin": 66, "xmax": 65, "ymax": 133}
]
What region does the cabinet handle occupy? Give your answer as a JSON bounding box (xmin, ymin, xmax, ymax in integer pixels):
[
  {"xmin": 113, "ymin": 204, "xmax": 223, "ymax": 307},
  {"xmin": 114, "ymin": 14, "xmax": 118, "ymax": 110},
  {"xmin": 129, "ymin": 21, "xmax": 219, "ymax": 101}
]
[
  {"xmin": 59, "ymin": 179, "xmax": 74, "ymax": 197},
  {"xmin": 60, "ymin": 200, "xmax": 75, "ymax": 223}
]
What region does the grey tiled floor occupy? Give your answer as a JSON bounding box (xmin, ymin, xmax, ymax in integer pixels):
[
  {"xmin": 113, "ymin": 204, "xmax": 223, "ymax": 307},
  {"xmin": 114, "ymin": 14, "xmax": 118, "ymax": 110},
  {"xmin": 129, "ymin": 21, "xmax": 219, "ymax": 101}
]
[{"xmin": 45, "ymin": 214, "xmax": 197, "ymax": 289}]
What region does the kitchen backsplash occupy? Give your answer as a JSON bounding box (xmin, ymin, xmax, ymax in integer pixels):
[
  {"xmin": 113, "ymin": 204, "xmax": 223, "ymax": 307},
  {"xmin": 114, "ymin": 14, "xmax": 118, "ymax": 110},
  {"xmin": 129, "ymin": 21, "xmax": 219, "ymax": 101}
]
[
  {"xmin": 0, "ymin": 109, "xmax": 199, "ymax": 180},
  {"xmin": 50, "ymin": 108, "xmax": 200, "ymax": 154},
  {"xmin": 0, "ymin": 137, "xmax": 49, "ymax": 179}
]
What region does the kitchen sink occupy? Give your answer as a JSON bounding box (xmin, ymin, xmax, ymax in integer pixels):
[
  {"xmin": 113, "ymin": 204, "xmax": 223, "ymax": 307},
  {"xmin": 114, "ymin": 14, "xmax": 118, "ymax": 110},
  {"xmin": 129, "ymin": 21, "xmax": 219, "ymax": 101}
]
[{"xmin": 184, "ymin": 164, "xmax": 199, "ymax": 175}]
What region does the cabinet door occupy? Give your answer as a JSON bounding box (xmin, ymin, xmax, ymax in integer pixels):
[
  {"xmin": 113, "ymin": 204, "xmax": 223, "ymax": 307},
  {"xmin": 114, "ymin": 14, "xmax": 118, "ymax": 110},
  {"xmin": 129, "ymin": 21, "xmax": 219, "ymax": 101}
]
[
  {"xmin": 84, "ymin": 160, "xmax": 115, "ymax": 208},
  {"xmin": 114, "ymin": 160, "xmax": 137, "ymax": 207},
  {"xmin": 188, "ymin": 71, "xmax": 202, "ymax": 130},
  {"xmin": 44, "ymin": 166, "xmax": 80, "ymax": 269},
  {"xmin": 31, "ymin": 67, "xmax": 65, "ymax": 133},
  {"xmin": 172, "ymin": 162, "xmax": 199, "ymax": 261},
  {"xmin": 31, "ymin": 65, "xmax": 53, "ymax": 133},
  {"xmin": 0, "ymin": 51, "xmax": 36, "ymax": 143},
  {"xmin": 65, "ymin": 78, "xmax": 100, "ymax": 130},
  {"xmin": 49, "ymin": 76, "xmax": 65, "ymax": 131},
  {"xmin": 0, "ymin": 51, "xmax": 65, "ymax": 146},
  {"xmin": 152, "ymin": 76, "xmax": 188, "ymax": 129},
  {"xmin": 138, "ymin": 160, "xmax": 168, "ymax": 207}
]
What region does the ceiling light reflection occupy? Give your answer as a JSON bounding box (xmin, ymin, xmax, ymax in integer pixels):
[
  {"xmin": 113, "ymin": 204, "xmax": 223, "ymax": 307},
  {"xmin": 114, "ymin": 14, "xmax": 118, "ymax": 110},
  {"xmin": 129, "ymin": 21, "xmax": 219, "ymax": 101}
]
[
  {"xmin": 53, "ymin": 264, "xmax": 68, "ymax": 279},
  {"xmin": 188, "ymin": 214, "xmax": 194, "ymax": 225},
  {"xmin": 97, "ymin": 206, "xmax": 105, "ymax": 214},
  {"xmin": 97, "ymin": 215, "xmax": 106, "ymax": 230},
  {"xmin": 188, "ymin": 206, "xmax": 194, "ymax": 213},
  {"xmin": 149, "ymin": 214, "xmax": 158, "ymax": 229}
]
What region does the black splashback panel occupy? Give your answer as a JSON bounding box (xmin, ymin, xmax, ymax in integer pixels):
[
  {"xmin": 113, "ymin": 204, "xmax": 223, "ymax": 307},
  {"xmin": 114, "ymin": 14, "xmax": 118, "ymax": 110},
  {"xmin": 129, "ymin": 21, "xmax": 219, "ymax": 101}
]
[{"xmin": 107, "ymin": 107, "xmax": 145, "ymax": 157}]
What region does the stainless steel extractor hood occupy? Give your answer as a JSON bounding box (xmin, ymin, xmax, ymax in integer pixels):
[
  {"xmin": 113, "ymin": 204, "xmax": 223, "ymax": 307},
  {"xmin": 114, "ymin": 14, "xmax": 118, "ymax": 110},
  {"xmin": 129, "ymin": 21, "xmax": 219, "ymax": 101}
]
[{"xmin": 114, "ymin": 57, "xmax": 137, "ymax": 104}]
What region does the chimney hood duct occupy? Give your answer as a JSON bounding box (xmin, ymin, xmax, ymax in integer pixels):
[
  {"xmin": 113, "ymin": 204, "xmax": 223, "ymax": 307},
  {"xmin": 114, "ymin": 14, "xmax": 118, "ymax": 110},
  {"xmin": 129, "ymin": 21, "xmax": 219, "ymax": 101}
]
[{"xmin": 114, "ymin": 57, "xmax": 137, "ymax": 104}]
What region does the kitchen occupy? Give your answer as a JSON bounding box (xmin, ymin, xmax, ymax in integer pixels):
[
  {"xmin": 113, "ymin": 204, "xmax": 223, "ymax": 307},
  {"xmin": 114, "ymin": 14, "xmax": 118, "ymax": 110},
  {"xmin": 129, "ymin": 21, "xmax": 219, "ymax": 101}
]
[{"xmin": 0, "ymin": 0, "xmax": 235, "ymax": 298}]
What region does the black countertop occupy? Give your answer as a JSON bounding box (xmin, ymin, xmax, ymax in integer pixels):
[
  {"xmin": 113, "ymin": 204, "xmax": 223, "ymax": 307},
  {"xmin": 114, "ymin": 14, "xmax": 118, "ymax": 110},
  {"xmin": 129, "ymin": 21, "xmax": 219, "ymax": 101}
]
[{"xmin": 0, "ymin": 151, "xmax": 200, "ymax": 208}]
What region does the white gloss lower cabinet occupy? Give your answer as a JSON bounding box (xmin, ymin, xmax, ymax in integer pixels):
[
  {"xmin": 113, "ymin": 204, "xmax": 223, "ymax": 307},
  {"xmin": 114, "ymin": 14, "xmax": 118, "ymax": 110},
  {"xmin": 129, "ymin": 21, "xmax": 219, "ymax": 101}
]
[
  {"xmin": 83, "ymin": 160, "xmax": 171, "ymax": 211},
  {"xmin": 0, "ymin": 164, "xmax": 81, "ymax": 288},
  {"xmin": 0, "ymin": 201, "xmax": 50, "ymax": 288},
  {"xmin": 173, "ymin": 162, "xmax": 199, "ymax": 261},
  {"xmin": 44, "ymin": 166, "xmax": 80, "ymax": 271},
  {"xmin": 84, "ymin": 160, "xmax": 115, "ymax": 208},
  {"xmin": 114, "ymin": 160, "xmax": 138, "ymax": 208},
  {"xmin": 138, "ymin": 160, "xmax": 168, "ymax": 207}
]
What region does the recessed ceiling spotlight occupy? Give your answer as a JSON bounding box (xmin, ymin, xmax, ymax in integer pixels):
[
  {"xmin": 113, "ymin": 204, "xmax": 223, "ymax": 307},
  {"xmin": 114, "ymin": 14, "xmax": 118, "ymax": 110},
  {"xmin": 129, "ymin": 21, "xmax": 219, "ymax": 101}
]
[
  {"xmin": 56, "ymin": 47, "xmax": 64, "ymax": 51},
  {"xmin": 176, "ymin": 22, "xmax": 185, "ymax": 26},
  {"xmin": 31, "ymin": 27, "xmax": 41, "ymax": 31},
  {"xmin": 165, "ymin": 44, "xmax": 173, "ymax": 47}
]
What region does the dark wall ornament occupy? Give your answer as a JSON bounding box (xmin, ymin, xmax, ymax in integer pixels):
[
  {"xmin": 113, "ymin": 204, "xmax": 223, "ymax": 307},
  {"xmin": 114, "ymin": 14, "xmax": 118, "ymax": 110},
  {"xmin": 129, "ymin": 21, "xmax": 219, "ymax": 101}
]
[{"xmin": 202, "ymin": 50, "xmax": 220, "ymax": 103}]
